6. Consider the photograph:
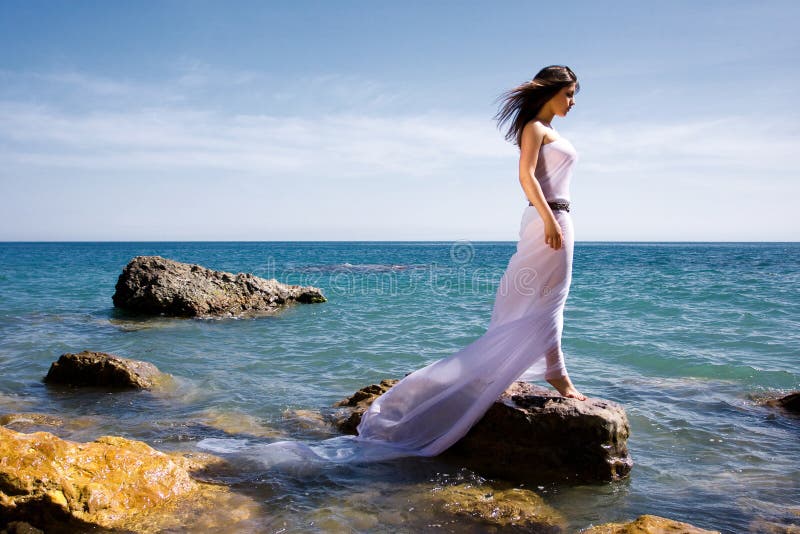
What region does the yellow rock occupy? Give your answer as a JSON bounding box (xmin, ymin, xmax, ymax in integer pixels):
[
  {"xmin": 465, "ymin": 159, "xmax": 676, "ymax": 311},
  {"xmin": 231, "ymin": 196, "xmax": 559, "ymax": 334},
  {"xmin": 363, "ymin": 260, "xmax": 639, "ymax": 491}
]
[
  {"xmin": 580, "ymin": 513, "xmax": 720, "ymax": 533},
  {"xmin": 0, "ymin": 426, "xmax": 260, "ymax": 532},
  {"xmin": 196, "ymin": 407, "xmax": 284, "ymax": 438},
  {"xmin": 428, "ymin": 482, "xmax": 567, "ymax": 530}
]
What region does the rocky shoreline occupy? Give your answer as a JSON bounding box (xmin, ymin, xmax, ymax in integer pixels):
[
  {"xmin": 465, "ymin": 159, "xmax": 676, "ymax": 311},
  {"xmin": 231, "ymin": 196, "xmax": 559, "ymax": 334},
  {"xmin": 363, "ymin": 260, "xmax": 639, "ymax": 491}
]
[
  {"xmin": 4, "ymin": 345, "xmax": 796, "ymax": 532},
  {"xmin": 2, "ymin": 256, "xmax": 795, "ymax": 532}
]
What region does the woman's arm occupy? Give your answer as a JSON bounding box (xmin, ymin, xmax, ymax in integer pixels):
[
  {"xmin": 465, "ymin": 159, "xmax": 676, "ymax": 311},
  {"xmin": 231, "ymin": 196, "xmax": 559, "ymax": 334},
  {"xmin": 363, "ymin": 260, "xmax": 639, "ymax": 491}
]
[{"xmin": 518, "ymin": 121, "xmax": 564, "ymax": 250}]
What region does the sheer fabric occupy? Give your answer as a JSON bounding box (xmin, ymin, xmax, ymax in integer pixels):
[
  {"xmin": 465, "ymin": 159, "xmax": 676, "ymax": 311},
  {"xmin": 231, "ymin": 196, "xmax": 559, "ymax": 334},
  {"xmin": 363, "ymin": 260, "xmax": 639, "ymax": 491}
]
[
  {"xmin": 199, "ymin": 136, "xmax": 579, "ymax": 465},
  {"xmin": 355, "ymin": 136, "xmax": 579, "ymax": 456}
]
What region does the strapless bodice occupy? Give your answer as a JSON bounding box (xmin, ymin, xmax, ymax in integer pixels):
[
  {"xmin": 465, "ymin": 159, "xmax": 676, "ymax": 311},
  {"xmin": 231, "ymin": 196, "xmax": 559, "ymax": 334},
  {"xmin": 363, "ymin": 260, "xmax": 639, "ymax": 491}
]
[{"xmin": 534, "ymin": 137, "xmax": 578, "ymax": 202}]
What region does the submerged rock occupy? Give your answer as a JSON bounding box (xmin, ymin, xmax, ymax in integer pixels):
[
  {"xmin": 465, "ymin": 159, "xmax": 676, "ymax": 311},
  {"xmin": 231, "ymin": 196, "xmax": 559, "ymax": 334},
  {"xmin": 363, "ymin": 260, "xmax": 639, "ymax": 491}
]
[
  {"xmin": 0, "ymin": 427, "xmax": 260, "ymax": 533},
  {"xmin": 0, "ymin": 522, "xmax": 44, "ymax": 534},
  {"xmin": 0, "ymin": 412, "xmax": 64, "ymax": 428},
  {"xmin": 195, "ymin": 407, "xmax": 284, "ymax": 439},
  {"xmin": 44, "ymin": 350, "xmax": 164, "ymax": 390},
  {"xmin": 579, "ymin": 513, "xmax": 720, "ymax": 533},
  {"xmin": 333, "ymin": 380, "xmax": 632, "ymax": 483},
  {"xmin": 428, "ymin": 482, "xmax": 566, "ymax": 531},
  {"xmin": 763, "ymin": 391, "xmax": 800, "ymax": 414},
  {"xmin": 748, "ymin": 517, "xmax": 800, "ymax": 533},
  {"xmin": 112, "ymin": 255, "xmax": 326, "ymax": 318},
  {"xmin": 305, "ymin": 476, "xmax": 566, "ymax": 532}
]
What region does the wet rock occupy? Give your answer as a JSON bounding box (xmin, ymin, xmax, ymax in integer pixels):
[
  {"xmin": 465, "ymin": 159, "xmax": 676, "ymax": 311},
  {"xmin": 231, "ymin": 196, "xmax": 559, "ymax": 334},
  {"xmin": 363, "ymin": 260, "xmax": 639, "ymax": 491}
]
[
  {"xmin": 112, "ymin": 255, "xmax": 326, "ymax": 318},
  {"xmin": 44, "ymin": 350, "xmax": 164, "ymax": 390},
  {"xmin": 332, "ymin": 379, "xmax": 398, "ymax": 434},
  {"xmin": 0, "ymin": 426, "xmax": 260, "ymax": 532},
  {"xmin": 333, "ymin": 380, "xmax": 632, "ymax": 483},
  {"xmin": 763, "ymin": 391, "xmax": 800, "ymax": 413},
  {"xmin": 0, "ymin": 412, "xmax": 105, "ymax": 442},
  {"xmin": 306, "ymin": 476, "xmax": 565, "ymax": 533},
  {"xmin": 579, "ymin": 513, "xmax": 720, "ymax": 533},
  {"xmin": 282, "ymin": 408, "xmax": 339, "ymax": 438},
  {"xmin": 196, "ymin": 407, "xmax": 284, "ymax": 438},
  {"xmin": 748, "ymin": 518, "xmax": 800, "ymax": 533},
  {"xmin": 0, "ymin": 413, "xmax": 64, "ymax": 428},
  {"xmin": 0, "ymin": 522, "xmax": 44, "ymax": 534},
  {"xmin": 749, "ymin": 518, "xmax": 800, "ymax": 534},
  {"xmin": 428, "ymin": 482, "xmax": 566, "ymax": 532}
]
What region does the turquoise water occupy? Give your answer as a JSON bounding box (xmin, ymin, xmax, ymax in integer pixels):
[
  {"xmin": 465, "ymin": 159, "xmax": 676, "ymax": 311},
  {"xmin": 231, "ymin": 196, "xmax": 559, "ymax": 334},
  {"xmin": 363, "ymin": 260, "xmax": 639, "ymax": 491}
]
[{"xmin": 0, "ymin": 241, "xmax": 798, "ymax": 532}]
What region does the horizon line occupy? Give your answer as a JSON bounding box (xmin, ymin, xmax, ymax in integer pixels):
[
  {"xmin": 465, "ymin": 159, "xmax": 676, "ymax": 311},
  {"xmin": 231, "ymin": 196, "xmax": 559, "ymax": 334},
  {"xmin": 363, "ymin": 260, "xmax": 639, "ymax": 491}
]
[{"xmin": 1, "ymin": 240, "xmax": 798, "ymax": 244}]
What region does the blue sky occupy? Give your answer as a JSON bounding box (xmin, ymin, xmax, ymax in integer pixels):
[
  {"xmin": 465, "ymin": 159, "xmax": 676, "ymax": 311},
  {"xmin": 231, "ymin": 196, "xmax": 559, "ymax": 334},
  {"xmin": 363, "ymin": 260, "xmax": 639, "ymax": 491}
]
[{"xmin": 0, "ymin": 0, "xmax": 798, "ymax": 241}]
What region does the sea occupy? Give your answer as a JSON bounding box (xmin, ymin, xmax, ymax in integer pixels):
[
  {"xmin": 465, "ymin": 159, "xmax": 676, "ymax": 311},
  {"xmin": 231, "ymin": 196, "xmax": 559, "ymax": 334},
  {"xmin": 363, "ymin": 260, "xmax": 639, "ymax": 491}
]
[{"xmin": 0, "ymin": 241, "xmax": 798, "ymax": 533}]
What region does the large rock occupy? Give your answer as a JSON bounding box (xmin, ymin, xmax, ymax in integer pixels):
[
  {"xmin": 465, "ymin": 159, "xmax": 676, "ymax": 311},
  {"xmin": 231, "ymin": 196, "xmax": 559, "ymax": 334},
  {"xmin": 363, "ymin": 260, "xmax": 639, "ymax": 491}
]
[
  {"xmin": 333, "ymin": 380, "xmax": 632, "ymax": 483},
  {"xmin": 112, "ymin": 255, "xmax": 326, "ymax": 318},
  {"xmin": 579, "ymin": 513, "xmax": 720, "ymax": 533},
  {"xmin": 44, "ymin": 350, "xmax": 164, "ymax": 389},
  {"xmin": 0, "ymin": 427, "xmax": 258, "ymax": 532}
]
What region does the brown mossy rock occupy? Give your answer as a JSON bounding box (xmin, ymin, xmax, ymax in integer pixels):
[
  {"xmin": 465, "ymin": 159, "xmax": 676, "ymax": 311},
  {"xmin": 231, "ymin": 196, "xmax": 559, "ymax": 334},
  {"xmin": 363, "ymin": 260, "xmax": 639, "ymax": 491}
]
[
  {"xmin": 112, "ymin": 255, "xmax": 326, "ymax": 318},
  {"xmin": 763, "ymin": 391, "xmax": 800, "ymax": 413},
  {"xmin": 579, "ymin": 513, "xmax": 720, "ymax": 533},
  {"xmin": 0, "ymin": 427, "xmax": 259, "ymax": 533},
  {"xmin": 333, "ymin": 380, "xmax": 632, "ymax": 484},
  {"xmin": 44, "ymin": 350, "xmax": 164, "ymax": 390},
  {"xmin": 428, "ymin": 482, "xmax": 566, "ymax": 532}
]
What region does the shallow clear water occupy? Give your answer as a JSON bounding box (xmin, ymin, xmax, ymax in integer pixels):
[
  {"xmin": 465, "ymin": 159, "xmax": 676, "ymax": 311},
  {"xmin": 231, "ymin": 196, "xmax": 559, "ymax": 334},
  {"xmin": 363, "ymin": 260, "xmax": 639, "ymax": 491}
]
[{"xmin": 0, "ymin": 241, "xmax": 798, "ymax": 532}]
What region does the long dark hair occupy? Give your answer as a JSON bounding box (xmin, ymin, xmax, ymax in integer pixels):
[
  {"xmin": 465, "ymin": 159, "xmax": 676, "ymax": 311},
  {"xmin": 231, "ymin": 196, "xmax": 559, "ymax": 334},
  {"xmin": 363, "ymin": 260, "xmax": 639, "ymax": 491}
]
[{"xmin": 494, "ymin": 65, "xmax": 580, "ymax": 147}]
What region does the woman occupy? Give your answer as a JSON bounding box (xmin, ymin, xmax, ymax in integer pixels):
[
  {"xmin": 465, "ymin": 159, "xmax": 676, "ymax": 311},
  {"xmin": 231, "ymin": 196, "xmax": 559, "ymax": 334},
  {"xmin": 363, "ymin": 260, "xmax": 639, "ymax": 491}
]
[
  {"xmin": 490, "ymin": 64, "xmax": 585, "ymax": 401},
  {"xmin": 355, "ymin": 65, "xmax": 586, "ymax": 457}
]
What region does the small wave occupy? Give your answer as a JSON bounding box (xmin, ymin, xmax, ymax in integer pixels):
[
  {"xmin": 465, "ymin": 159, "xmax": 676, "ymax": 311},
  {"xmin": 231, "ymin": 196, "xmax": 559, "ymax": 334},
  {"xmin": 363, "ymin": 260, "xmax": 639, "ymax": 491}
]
[
  {"xmin": 296, "ymin": 263, "xmax": 427, "ymax": 273},
  {"xmin": 197, "ymin": 437, "xmax": 251, "ymax": 453},
  {"xmin": 197, "ymin": 435, "xmax": 423, "ymax": 470}
]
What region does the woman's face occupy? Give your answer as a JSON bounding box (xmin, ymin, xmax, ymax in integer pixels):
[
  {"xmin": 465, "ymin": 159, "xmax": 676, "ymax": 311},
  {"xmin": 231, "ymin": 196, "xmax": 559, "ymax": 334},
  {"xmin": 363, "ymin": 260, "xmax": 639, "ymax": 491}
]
[{"xmin": 550, "ymin": 82, "xmax": 576, "ymax": 117}]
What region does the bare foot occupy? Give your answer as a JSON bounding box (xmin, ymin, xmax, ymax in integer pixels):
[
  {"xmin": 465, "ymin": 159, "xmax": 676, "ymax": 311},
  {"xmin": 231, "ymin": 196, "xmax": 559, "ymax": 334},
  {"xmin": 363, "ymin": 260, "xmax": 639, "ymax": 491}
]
[{"xmin": 546, "ymin": 376, "xmax": 587, "ymax": 401}]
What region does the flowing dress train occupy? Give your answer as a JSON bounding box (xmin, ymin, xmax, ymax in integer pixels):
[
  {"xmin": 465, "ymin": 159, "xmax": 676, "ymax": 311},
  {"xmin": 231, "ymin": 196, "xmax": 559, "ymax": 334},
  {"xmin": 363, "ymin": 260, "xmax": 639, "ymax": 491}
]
[{"xmin": 356, "ymin": 136, "xmax": 579, "ymax": 456}]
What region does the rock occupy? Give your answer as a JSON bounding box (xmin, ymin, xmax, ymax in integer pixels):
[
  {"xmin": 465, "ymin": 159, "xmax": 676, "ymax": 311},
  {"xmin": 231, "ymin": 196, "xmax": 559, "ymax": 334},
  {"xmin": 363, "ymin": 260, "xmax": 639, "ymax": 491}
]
[
  {"xmin": 579, "ymin": 513, "xmax": 720, "ymax": 533},
  {"xmin": 0, "ymin": 522, "xmax": 44, "ymax": 534},
  {"xmin": 332, "ymin": 379, "xmax": 399, "ymax": 433},
  {"xmin": 749, "ymin": 519, "xmax": 800, "ymax": 534},
  {"xmin": 0, "ymin": 426, "xmax": 259, "ymax": 532},
  {"xmin": 333, "ymin": 380, "xmax": 632, "ymax": 483},
  {"xmin": 282, "ymin": 408, "xmax": 339, "ymax": 438},
  {"xmin": 0, "ymin": 413, "xmax": 64, "ymax": 429},
  {"xmin": 748, "ymin": 518, "xmax": 800, "ymax": 533},
  {"xmin": 763, "ymin": 391, "xmax": 800, "ymax": 413},
  {"xmin": 112, "ymin": 255, "xmax": 326, "ymax": 318},
  {"xmin": 428, "ymin": 482, "xmax": 566, "ymax": 531},
  {"xmin": 195, "ymin": 407, "xmax": 284, "ymax": 438},
  {"xmin": 306, "ymin": 477, "xmax": 565, "ymax": 532},
  {"xmin": 44, "ymin": 350, "xmax": 164, "ymax": 389}
]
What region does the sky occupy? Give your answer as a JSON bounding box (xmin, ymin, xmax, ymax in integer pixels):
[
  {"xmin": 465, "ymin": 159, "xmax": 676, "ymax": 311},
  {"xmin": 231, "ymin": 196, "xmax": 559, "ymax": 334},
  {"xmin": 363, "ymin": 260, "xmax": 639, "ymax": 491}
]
[{"xmin": 0, "ymin": 0, "xmax": 798, "ymax": 241}]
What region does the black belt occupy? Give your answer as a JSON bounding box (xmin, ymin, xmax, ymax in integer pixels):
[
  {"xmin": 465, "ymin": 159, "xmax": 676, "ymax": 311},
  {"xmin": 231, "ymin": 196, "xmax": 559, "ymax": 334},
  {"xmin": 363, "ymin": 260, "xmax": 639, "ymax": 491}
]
[{"xmin": 529, "ymin": 199, "xmax": 571, "ymax": 212}]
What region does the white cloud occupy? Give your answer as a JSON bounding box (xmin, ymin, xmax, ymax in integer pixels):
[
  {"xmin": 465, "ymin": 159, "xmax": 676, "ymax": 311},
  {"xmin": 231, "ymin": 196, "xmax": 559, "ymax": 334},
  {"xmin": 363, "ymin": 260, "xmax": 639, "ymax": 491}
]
[
  {"xmin": 0, "ymin": 66, "xmax": 798, "ymax": 240},
  {"xmin": 0, "ymin": 102, "xmax": 510, "ymax": 177}
]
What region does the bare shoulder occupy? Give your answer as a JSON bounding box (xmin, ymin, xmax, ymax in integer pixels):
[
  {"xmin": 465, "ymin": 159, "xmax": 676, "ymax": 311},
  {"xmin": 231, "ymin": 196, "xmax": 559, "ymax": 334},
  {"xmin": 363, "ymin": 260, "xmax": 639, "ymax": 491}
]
[{"xmin": 520, "ymin": 120, "xmax": 548, "ymax": 149}]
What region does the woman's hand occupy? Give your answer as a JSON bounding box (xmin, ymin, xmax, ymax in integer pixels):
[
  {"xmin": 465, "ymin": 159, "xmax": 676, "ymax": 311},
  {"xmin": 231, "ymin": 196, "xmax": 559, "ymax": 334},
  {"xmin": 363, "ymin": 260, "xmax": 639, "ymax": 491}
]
[{"xmin": 544, "ymin": 218, "xmax": 564, "ymax": 250}]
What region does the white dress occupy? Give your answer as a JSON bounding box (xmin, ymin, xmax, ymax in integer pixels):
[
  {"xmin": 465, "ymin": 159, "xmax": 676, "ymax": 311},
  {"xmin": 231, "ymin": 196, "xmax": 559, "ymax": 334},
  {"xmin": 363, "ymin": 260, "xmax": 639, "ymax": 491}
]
[
  {"xmin": 198, "ymin": 137, "xmax": 579, "ymax": 466},
  {"xmin": 356, "ymin": 136, "xmax": 579, "ymax": 456}
]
